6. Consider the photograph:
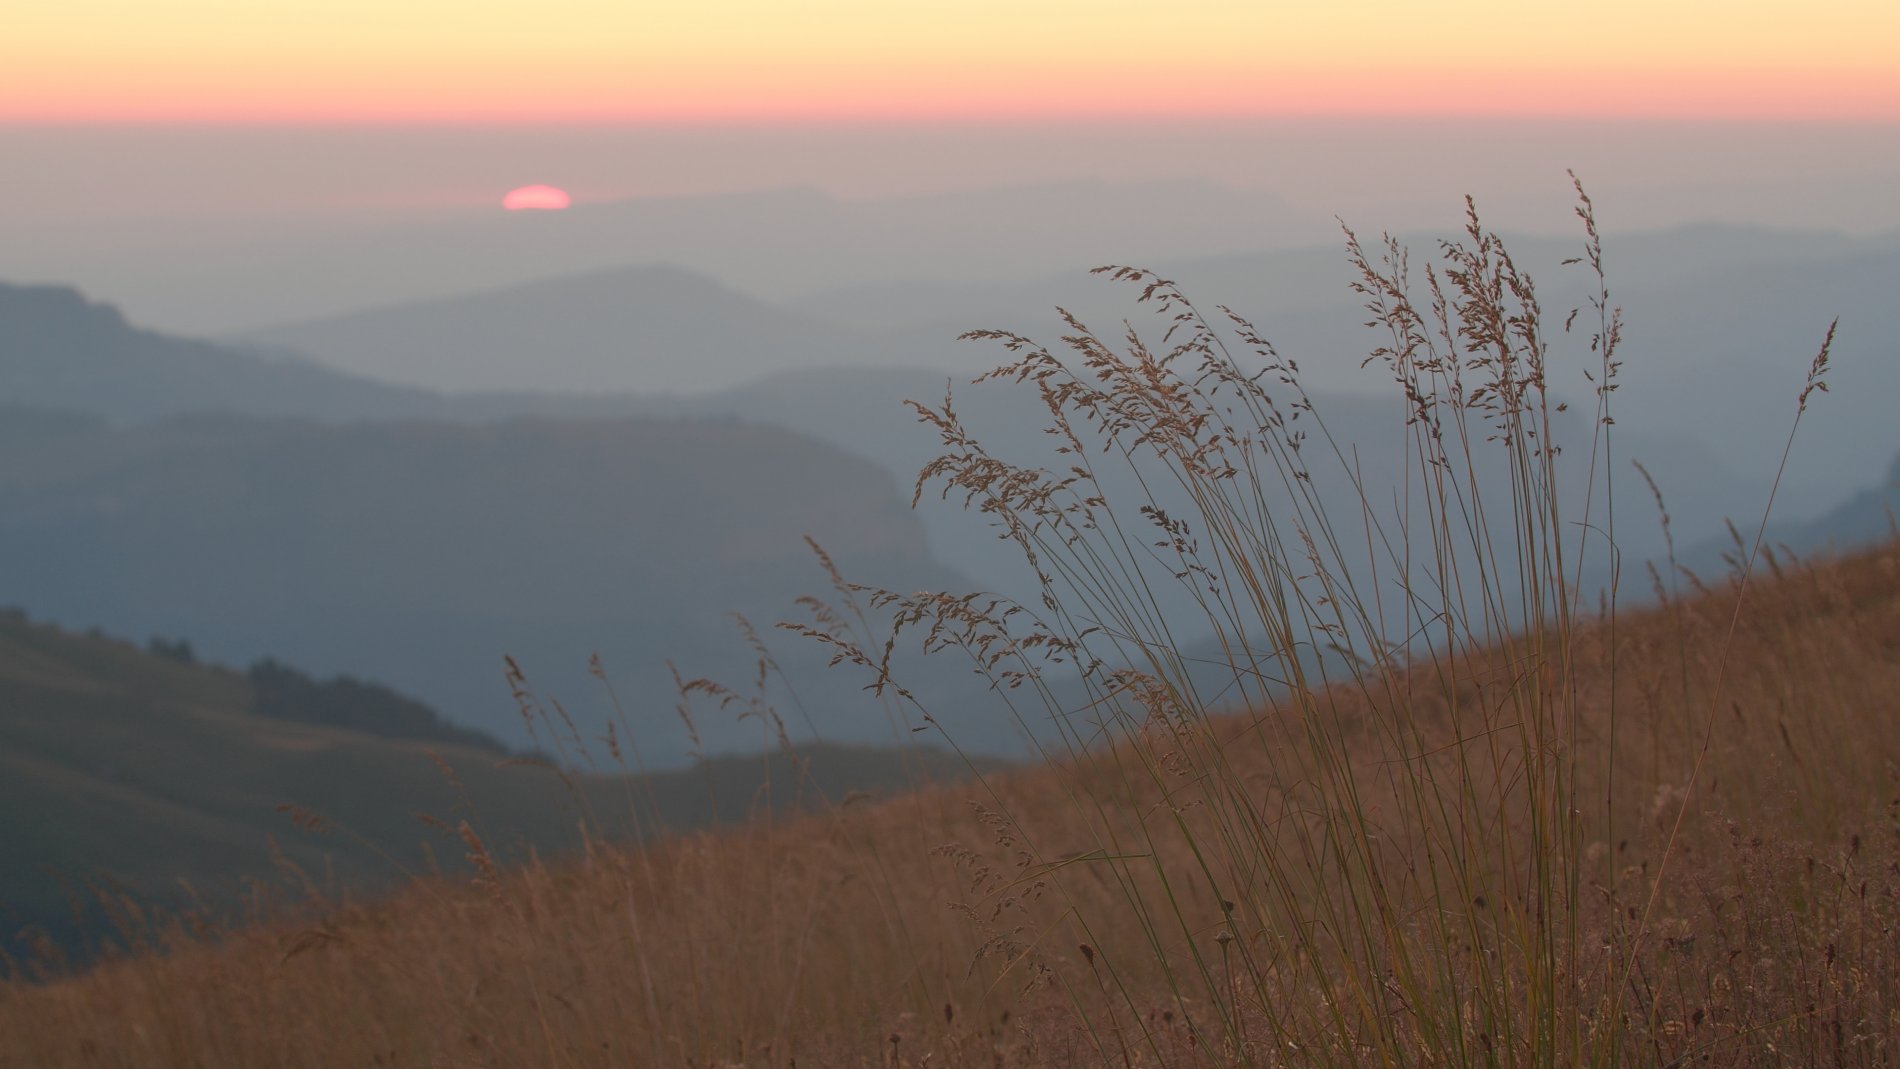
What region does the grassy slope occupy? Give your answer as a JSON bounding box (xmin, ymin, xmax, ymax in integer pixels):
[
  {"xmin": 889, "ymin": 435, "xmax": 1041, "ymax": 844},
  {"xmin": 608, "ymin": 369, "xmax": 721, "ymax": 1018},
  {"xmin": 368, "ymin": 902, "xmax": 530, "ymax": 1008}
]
[
  {"xmin": 0, "ymin": 615, "xmax": 997, "ymax": 961},
  {"xmin": 3, "ymin": 539, "xmax": 1896, "ymax": 1067}
]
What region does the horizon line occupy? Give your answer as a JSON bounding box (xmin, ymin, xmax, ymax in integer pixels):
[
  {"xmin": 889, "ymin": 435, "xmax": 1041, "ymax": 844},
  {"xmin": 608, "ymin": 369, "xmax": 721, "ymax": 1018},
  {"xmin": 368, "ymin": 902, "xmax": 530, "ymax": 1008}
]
[{"xmin": 10, "ymin": 111, "xmax": 1900, "ymax": 130}]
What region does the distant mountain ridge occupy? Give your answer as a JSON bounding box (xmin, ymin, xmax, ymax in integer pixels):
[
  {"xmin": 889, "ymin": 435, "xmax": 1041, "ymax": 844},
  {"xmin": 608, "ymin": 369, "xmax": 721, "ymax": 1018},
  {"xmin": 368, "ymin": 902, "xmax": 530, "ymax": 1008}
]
[
  {"xmin": 1792, "ymin": 452, "xmax": 1900, "ymax": 551},
  {"xmin": 0, "ymin": 273, "xmax": 1806, "ymax": 610},
  {"xmin": 0, "ymin": 405, "xmax": 998, "ymax": 764},
  {"xmin": 234, "ymin": 263, "xmax": 884, "ymax": 394},
  {"xmin": 0, "ymin": 281, "xmax": 443, "ymax": 422},
  {"xmin": 1682, "ymin": 450, "xmax": 1900, "ymax": 573},
  {"xmin": 5, "ymin": 228, "xmax": 1895, "ymax": 762},
  {"xmin": 14, "ymin": 179, "xmax": 1322, "ymax": 336}
]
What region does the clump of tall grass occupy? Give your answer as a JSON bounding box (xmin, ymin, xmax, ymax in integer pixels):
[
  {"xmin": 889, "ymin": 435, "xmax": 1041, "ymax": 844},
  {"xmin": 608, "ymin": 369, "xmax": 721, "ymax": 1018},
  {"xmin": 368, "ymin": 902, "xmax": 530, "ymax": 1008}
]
[{"xmin": 779, "ymin": 177, "xmax": 1840, "ymax": 1066}]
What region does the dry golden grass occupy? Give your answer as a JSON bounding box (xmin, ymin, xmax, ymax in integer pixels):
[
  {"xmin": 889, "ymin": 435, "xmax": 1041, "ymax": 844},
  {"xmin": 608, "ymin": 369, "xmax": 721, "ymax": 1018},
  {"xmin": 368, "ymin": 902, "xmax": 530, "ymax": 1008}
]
[
  {"xmin": 6, "ymin": 188, "xmax": 1896, "ymax": 1067},
  {"xmin": 3, "ymin": 541, "xmax": 1898, "ymax": 1067}
]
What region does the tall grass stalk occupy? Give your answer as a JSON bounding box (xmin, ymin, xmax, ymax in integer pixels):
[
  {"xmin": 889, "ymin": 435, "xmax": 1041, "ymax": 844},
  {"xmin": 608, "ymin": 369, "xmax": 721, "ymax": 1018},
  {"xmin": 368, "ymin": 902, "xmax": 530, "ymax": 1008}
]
[{"xmin": 785, "ymin": 182, "xmax": 1704, "ymax": 1066}]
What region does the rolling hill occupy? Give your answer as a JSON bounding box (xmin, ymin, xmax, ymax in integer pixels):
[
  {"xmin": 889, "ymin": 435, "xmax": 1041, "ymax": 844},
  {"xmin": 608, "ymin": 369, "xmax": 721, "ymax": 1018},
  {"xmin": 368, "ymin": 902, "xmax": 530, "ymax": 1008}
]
[
  {"xmin": 6, "ymin": 221, "xmax": 1893, "ymax": 776},
  {"xmin": 0, "ymin": 281, "xmax": 442, "ymax": 423},
  {"xmin": 216, "ymin": 218, "xmax": 1899, "ymax": 522},
  {"xmin": 11, "ymin": 180, "xmax": 1322, "ymax": 336},
  {"xmin": 0, "ymin": 406, "xmax": 1014, "ymax": 765},
  {"xmin": 233, "ymin": 264, "xmax": 890, "ymax": 395},
  {"xmin": 0, "ymin": 609, "xmax": 999, "ymax": 960},
  {"xmin": 0, "ymin": 275, "xmax": 1814, "ymax": 681}
]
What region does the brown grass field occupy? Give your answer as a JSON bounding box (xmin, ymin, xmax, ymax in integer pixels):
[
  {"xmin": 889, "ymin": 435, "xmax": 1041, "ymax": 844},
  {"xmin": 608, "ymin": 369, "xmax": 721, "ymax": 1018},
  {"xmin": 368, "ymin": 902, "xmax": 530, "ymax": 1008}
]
[{"xmin": 3, "ymin": 188, "xmax": 1894, "ymax": 1067}]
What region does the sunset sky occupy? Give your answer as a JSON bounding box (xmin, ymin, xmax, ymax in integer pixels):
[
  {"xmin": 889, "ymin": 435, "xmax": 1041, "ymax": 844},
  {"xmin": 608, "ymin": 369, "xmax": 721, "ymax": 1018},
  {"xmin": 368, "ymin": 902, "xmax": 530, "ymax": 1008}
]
[{"xmin": 7, "ymin": 0, "xmax": 1898, "ymax": 123}]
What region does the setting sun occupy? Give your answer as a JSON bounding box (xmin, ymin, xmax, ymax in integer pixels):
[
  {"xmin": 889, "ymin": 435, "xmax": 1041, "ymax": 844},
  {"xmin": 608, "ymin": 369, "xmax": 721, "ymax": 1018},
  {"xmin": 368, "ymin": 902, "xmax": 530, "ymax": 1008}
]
[{"xmin": 501, "ymin": 185, "xmax": 571, "ymax": 211}]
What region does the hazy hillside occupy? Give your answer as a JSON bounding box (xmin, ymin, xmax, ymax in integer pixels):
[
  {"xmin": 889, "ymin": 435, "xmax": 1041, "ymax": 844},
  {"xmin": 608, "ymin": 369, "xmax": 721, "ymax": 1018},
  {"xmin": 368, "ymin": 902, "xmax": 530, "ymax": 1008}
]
[
  {"xmin": 0, "ymin": 277, "xmax": 1792, "ymax": 631},
  {"xmin": 215, "ymin": 218, "xmax": 1898, "ymax": 519},
  {"xmin": 0, "ymin": 282, "xmax": 443, "ymax": 423},
  {"xmin": 20, "ymin": 214, "xmax": 1885, "ymax": 552},
  {"xmin": 0, "ymin": 609, "xmax": 1000, "ymax": 959},
  {"xmin": 234, "ymin": 264, "xmax": 891, "ymax": 395},
  {"xmin": 5, "ymin": 238, "xmax": 1886, "ymax": 766},
  {"xmin": 1786, "ymin": 450, "xmax": 1900, "ymax": 551},
  {"xmin": 669, "ymin": 365, "xmax": 1776, "ymax": 600},
  {"xmin": 797, "ymin": 225, "xmax": 1900, "ymax": 518},
  {"xmin": 24, "ymin": 180, "xmax": 1322, "ymax": 336},
  {"xmin": 0, "ymin": 280, "xmax": 705, "ymax": 426},
  {"xmin": 1679, "ymin": 447, "xmax": 1900, "ymax": 574},
  {"xmin": 803, "ymin": 222, "xmax": 1888, "ymax": 337},
  {"xmin": 1616, "ymin": 243, "xmax": 1900, "ymax": 509},
  {"xmin": 0, "ymin": 280, "xmax": 686, "ymax": 425},
  {"xmin": 0, "ymin": 408, "xmax": 1008, "ymax": 764}
]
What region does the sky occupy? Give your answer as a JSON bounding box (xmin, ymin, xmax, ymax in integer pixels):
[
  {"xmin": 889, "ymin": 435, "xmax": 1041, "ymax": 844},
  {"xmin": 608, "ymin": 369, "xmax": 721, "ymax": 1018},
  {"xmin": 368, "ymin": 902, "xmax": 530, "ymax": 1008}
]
[
  {"xmin": 3, "ymin": 0, "xmax": 1896, "ymax": 271},
  {"xmin": 6, "ymin": 0, "xmax": 1898, "ymax": 123}
]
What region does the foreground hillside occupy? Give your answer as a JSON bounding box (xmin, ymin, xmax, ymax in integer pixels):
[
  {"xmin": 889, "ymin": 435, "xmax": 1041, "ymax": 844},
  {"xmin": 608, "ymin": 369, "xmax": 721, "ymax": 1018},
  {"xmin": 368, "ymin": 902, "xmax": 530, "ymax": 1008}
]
[
  {"xmin": 5, "ymin": 534, "xmax": 1896, "ymax": 1067},
  {"xmin": 0, "ymin": 612, "xmax": 997, "ymax": 962}
]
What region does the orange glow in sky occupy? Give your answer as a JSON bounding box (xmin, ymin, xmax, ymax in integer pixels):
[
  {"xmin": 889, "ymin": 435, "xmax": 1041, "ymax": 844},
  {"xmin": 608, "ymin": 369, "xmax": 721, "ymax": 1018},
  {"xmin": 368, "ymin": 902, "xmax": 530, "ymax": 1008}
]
[{"xmin": 5, "ymin": 0, "xmax": 1897, "ymax": 123}]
